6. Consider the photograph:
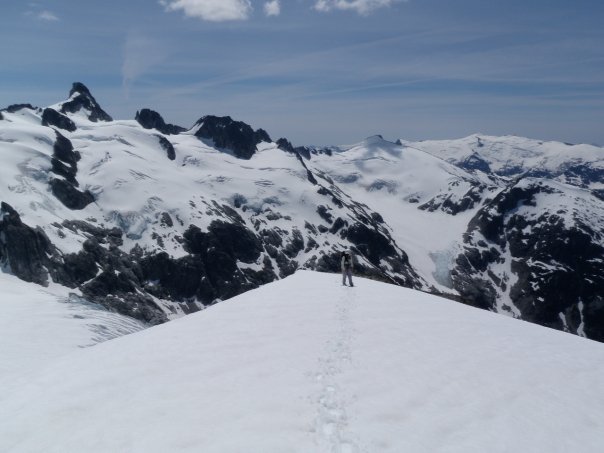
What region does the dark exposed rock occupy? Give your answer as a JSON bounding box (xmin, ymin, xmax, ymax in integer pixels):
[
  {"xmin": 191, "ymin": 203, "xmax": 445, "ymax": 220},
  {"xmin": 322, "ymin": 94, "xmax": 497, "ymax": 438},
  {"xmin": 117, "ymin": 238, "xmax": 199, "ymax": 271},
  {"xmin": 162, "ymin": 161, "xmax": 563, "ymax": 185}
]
[
  {"xmin": 42, "ymin": 108, "xmax": 76, "ymax": 132},
  {"xmin": 329, "ymin": 217, "xmax": 347, "ymax": 235},
  {"xmin": 4, "ymin": 104, "xmax": 38, "ymax": 113},
  {"xmin": 193, "ymin": 115, "xmax": 272, "ymax": 159},
  {"xmin": 160, "ymin": 212, "xmax": 174, "ymax": 228},
  {"xmin": 51, "ymin": 159, "xmax": 78, "ymax": 185},
  {"xmin": 0, "ymin": 202, "xmax": 55, "ymax": 285},
  {"xmin": 49, "ymin": 179, "xmax": 95, "ymax": 210},
  {"xmin": 560, "ymin": 164, "xmax": 604, "ymax": 188},
  {"xmin": 452, "ymin": 180, "xmax": 604, "ymax": 341},
  {"xmin": 276, "ymin": 137, "xmax": 314, "ymax": 161},
  {"xmin": 261, "ymin": 228, "xmax": 283, "ymax": 248},
  {"xmin": 304, "ymin": 222, "xmax": 318, "ymax": 235},
  {"xmin": 317, "ymin": 186, "xmax": 343, "ymax": 208},
  {"xmin": 371, "ymin": 212, "xmax": 384, "ymax": 224},
  {"xmin": 47, "ymin": 131, "xmax": 94, "ymax": 210},
  {"xmin": 310, "ymin": 146, "xmax": 333, "ymax": 157},
  {"xmin": 86, "ymin": 291, "xmax": 168, "ymax": 324},
  {"xmin": 52, "ymin": 131, "xmax": 79, "ymax": 165},
  {"xmin": 60, "ymin": 82, "xmax": 113, "ymax": 122},
  {"xmin": 142, "ymin": 253, "xmax": 204, "ymax": 300},
  {"xmin": 283, "ymin": 229, "xmax": 304, "ymax": 258},
  {"xmin": 344, "ymin": 223, "xmax": 397, "ymax": 267},
  {"xmin": 157, "ymin": 135, "xmax": 176, "ymax": 160},
  {"xmin": 255, "ymin": 128, "xmax": 271, "ymax": 144},
  {"xmin": 185, "ymin": 221, "xmax": 263, "ymax": 264},
  {"xmin": 144, "ymin": 220, "xmax": 274, "ymax": 303},
  {"xmin": 296, "ymin": 147, "xmax": 311, "ymax": 160},
  {"xmin": 61, "ymin": 220, "xmax": 123, "ymax": 247},
  {"xmin": 61, "ymin": 250, "xmax": 99, "ymax": 286},
  {"xmin": 457, "ymin": 153, "xmax": 491, "ymax": 173},
  {"xmin": 419, "ymin": 183, "xmax": 487, "ymax": 215},
  {"xmin": 305, "ymin": 237, "xmax": 318, "ymax": 252},
  {"xmin": 277, "ymin": 138, "xmax": 295, "ymax": 153},
  {"xmin": 50, "ymin": 131, "xmax": 79, "ymax": 184},
  {"xmin": 317, "ymin": 205, "xmax": 333, "ymax": 224},
  {"xmin": 135, "ymin": 108, "xmax": 186, "ymax": 135}
]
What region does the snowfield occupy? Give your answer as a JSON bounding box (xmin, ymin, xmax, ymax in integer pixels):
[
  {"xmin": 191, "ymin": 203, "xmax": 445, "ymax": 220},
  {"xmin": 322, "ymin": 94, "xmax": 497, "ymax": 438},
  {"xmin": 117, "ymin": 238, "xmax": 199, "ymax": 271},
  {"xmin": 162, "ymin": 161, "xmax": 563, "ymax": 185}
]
[
  {"xmin": 0, "ymin": 272, "xmax": 146, "ymax": 388},
  {"xmin": 1, "ymin": 271, "xmax": 603, "ymax": 453}
]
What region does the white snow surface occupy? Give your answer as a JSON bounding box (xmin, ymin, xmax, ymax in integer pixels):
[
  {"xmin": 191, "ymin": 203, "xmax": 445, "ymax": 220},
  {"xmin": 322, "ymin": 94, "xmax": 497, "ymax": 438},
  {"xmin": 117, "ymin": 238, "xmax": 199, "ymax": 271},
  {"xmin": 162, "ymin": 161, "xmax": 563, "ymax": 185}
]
[
  {"xmin": 0, "ymin": 272, "xmax": 146, "ymax": 388},
  {"xmin": 402, "ymin": 134, "xmax": 604, "ymax": 186},
  {"xmin": 2, "ymin": 271, "xmax": 603, "ymax": 453}
]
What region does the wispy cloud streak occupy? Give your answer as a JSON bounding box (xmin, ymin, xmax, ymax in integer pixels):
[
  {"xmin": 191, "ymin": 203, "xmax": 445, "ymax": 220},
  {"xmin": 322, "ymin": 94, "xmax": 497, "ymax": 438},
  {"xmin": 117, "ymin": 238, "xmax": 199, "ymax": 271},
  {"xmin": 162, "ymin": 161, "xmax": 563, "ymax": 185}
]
[{"xmin": 160, "ymin": 0, "xmax": 252, "ymax": 21}]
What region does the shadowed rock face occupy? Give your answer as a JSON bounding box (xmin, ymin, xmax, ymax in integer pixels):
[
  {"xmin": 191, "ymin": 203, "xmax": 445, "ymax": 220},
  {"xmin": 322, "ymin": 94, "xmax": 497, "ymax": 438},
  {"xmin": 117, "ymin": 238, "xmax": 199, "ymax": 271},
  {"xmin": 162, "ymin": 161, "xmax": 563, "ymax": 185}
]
[
  {"xmin": 42, "ymin": 108, "xmax": 76, "ymax": 132},
  {"xmin": 452, "ymin": 179, "xmax": 604, "ymax": 341},
  {"xmin": 0, "ymin": 205, "xmax": 166, "ymax": 323},
  {"xmin": 157, "ymin": 135, "xmax": 176, "ymax": 160},
  {"xmin": 60, "ymin": 82, "xmax": 113, "ymax": 122},
  {"xmin": 48, "ymin": 131, "xmax": 95, "ymax": 210},
  {"xmin": 49, "ymin": 179, "xmax": 95, "ymax": 210},
  {"xmin": 3, "ymin": 104, "xmax": 38, "ymax": 113},
  {"xmin": 135, "ymin": 108, "xmax": 186, "ymax": 135},
  {"xmin": 193, "ymin": 115, "xmax": 272, "ymax": 159},
  {"xmin": 458, "ymin": 153, "xmax": 492, "ymax": 174},
  {"xmin": 0, "ymin": 203, "xmax": 55, "ymax": 285}
]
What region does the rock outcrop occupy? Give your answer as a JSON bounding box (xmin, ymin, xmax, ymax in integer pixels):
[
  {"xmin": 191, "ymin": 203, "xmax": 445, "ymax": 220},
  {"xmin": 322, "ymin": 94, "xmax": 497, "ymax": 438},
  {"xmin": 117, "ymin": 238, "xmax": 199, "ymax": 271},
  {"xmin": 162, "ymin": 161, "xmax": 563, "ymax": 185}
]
[
  {"xmin": 42, "ymin": 108, "xmax": 77, "ymax": 132},
  {"xmin": 60, "ymin": 82, "xmax": 113, "ymax": 122},
  {"xmin": 48, "ymin": 131, "xmax": 95, "ymax": 210},
  {"xmin": 193, "ymin": 115, "xmax": 272, "ymax": 159},
  {"xmin": 135, "ymin": 108, "xmax": 186, "ymax": 135},
  {"xmin": 452, "ymin": 179, "xmax": 604, "ymax": 341}
]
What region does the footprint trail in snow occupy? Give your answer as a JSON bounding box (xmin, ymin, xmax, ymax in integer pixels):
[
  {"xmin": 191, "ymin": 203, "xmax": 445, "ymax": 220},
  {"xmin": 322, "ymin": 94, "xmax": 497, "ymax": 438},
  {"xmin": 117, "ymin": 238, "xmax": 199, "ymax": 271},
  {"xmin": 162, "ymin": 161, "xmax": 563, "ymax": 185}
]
[{"xmin": 312, "ymin": 285, "xmax": 362, "ymax": 453}]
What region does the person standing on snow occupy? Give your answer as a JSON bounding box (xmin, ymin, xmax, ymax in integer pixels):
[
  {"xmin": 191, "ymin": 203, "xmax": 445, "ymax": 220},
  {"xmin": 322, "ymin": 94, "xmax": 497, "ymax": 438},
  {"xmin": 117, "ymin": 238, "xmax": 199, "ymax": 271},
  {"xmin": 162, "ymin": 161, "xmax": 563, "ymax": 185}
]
[{"xmin": 341, "ymin": 251, "xmax": 354, "ymax": 286}]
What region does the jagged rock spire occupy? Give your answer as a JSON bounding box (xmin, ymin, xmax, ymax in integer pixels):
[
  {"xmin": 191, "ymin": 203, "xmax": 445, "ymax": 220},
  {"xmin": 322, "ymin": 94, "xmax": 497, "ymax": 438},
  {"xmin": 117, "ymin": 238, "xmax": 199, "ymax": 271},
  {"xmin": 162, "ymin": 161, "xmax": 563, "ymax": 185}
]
[{"xmin": 60, "ymin": 82, "xmax": 113, "ymax": 122}]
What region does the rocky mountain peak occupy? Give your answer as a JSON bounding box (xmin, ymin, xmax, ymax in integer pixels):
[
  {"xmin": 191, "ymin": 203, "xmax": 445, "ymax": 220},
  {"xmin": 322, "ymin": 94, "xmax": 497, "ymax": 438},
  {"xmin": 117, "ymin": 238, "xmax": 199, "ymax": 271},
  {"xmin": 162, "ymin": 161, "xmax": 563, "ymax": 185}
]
[
  {"xmin": 135, "ymin": 108, "xmax": 185, "ymax": 135},
  {"xmin": 69, "ymin": 82, "xmax": 93, "ymax": 98},
  {"xmin": 193, "ymin": 115, "xmax": 273, "ymax": 159},
  {"xmin": 60, "ymin": 82, "xmax": 113, "ymax": 122}
]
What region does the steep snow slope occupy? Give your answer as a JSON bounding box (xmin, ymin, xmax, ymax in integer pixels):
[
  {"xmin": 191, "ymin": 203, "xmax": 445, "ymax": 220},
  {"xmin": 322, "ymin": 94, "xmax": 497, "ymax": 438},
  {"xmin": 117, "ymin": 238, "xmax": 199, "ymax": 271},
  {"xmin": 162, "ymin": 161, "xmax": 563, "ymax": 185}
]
[
  {"xmin": 0, "ymin": 272, "xmax": 146, "ymax": 388},
  {"xmin": 2, "ymin": 271, "xmax": 603, "ymax": 453}
]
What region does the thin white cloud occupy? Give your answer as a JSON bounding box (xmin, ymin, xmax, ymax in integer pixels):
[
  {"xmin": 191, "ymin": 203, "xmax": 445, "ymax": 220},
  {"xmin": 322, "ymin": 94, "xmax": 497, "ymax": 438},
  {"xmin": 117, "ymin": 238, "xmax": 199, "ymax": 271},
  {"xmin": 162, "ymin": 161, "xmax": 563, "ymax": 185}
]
[
  {"xmin": 122, "ymin": 32, "xmax": 169, "ymax": 96},
  {"xmin": 160, "ymin": 0, "xmax": 252, "ymax": 22},
  {"xmin": 24, "ymin": 7, "xmax": 60, "ymax": 21},
  {"xmin": 264, "ymin": 0, "xmax": 280, "ymax": 17},
  {"xmin": 314, "ymin": 0, "xmax": 402, "ymax": 15},
  {"xmin": 37, "ymin": 10, "xmax": 59, "ymax": 21}
]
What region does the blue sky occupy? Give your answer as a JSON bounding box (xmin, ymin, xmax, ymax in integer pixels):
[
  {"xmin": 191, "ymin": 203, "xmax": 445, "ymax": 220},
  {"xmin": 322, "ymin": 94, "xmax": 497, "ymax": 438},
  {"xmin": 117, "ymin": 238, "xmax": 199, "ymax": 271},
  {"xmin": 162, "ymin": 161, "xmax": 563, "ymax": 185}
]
[{"xmin": 1, "ymin": 0, "xmax": 603, "ymax": 145}]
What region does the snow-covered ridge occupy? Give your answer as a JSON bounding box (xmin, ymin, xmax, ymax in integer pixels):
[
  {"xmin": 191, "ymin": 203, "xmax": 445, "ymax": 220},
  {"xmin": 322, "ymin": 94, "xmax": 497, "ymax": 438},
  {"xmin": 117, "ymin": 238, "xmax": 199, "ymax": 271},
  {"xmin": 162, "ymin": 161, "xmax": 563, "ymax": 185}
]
[
  {"xmin": 1, "ymin": 272, "xmax": 603, "ymax": 453},
  {"xmin": 402, "ymin": 134, "xmax": 604, "ymax": 188}
]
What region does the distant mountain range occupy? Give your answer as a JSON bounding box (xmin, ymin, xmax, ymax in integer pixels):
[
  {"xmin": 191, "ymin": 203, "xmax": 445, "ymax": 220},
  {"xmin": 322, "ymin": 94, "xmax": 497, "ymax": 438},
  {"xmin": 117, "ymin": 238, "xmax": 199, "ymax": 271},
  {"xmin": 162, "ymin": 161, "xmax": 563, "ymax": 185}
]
[{"xmin": 1, "ymin": 82, "xmax": 603, "ymax": 341}]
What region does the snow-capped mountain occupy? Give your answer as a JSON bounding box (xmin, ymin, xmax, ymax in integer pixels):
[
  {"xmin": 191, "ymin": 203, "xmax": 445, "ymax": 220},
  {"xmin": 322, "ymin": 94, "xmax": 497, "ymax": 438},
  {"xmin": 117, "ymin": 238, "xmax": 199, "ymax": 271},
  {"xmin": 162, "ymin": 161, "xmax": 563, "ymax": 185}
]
[
  {"xmin": 453, "ymin": 177, "xmax": 604, "ymax": 340},
  {"xmin": 1, "ymin": 83, "xmax": 603, "ymax": 341},
  {"xmin": 402, "ymin": 134, "xmax": 604, "ymax": 189},
  {"xmin": 2, "ymin": 272, "xmax": 603, "ymax": 453},
  {"xmin": 0, "ymin": 83, "xmax": 424, "ymax": 324}
]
